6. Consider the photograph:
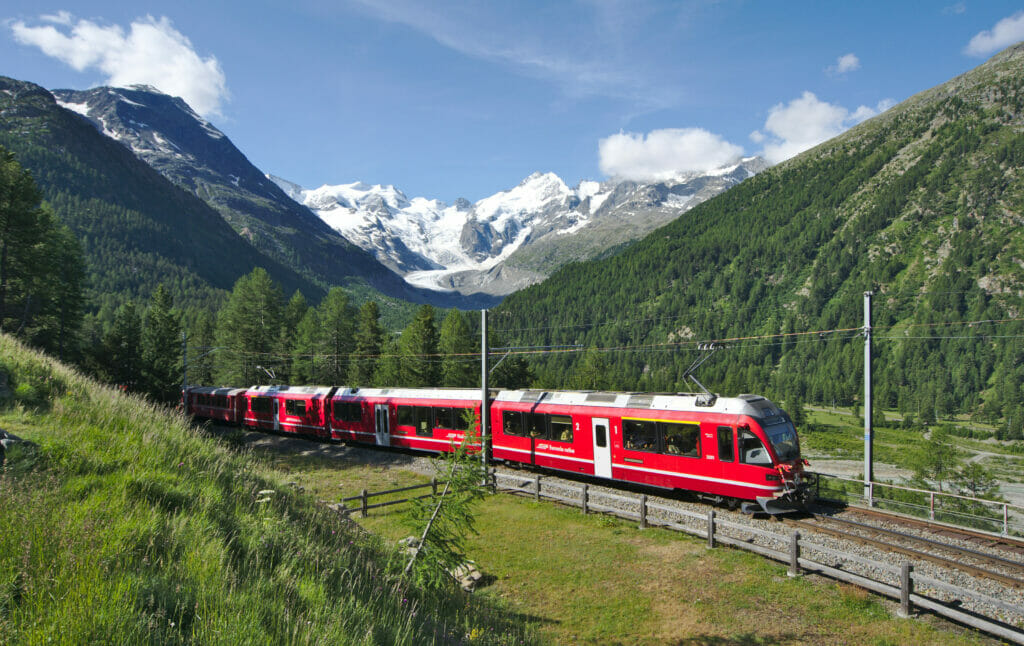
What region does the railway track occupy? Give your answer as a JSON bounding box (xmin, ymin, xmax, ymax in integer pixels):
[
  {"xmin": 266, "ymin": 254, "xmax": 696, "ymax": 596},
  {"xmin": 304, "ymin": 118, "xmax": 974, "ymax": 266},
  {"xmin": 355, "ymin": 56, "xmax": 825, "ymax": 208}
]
[
  {"xmin": 780, "ymin": 512, "xmax": 1024, "ymax": 590},
  {"xmin": 842, "ymin": 505, "xmax": 1024, "ymax": 559}
]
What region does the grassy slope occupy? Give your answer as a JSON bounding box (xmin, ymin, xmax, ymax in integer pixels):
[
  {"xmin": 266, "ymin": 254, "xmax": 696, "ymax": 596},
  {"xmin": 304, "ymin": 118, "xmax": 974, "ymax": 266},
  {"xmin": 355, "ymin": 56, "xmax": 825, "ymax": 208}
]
[{"xmin": 0, "ymin": 334, "xmax": 530, "ymax": 645}]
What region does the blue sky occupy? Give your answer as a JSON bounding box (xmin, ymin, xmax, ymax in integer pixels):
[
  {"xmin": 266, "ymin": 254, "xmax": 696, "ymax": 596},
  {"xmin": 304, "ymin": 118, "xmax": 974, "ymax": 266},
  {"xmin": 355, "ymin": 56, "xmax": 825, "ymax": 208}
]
[{"xmin": 3, "ymin": 1, "xmax": 1024, "ymax": 202}]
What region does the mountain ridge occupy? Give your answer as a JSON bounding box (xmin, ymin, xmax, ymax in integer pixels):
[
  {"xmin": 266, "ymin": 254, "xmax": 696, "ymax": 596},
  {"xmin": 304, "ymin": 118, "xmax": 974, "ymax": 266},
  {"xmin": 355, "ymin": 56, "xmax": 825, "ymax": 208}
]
[
  {"xmin": 273, "ymin": 157, "xmax": 768, "ymax": 297},
  {"xmin": 49, "ymin": 84, "xmax": 498, "ymax": 310},
  {"xmin": 0, "ymin": 76, "xmax": 321, "ymax": 315}
]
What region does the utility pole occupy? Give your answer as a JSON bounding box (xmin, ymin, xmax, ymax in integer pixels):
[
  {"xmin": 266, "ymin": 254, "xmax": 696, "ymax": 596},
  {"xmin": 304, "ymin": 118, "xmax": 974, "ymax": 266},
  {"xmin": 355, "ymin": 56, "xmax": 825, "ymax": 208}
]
[
  {"xmin": 480, "ymin": 309, "xmax": 489, "ymax": 470},
  {"xmin": 864, "ymin": 291, "xmax": 874, "ymax": 506},
  {"xmin": 182, "ymin": 331, "xmax": 188, "ymax": 408}
]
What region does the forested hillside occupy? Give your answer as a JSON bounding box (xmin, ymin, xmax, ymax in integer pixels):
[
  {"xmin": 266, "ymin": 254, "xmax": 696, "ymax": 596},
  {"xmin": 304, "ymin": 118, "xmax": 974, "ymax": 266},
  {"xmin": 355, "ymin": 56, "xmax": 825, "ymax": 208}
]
[
  {"xmin": 0, "ymin": 77, "xmax": 320, "ymax": 315},
  {"xmin": 50, "ymin": 85, "xmax": 466, "ymax": 312},
  {"xmin": 496, "ymin": 43, "xmax": 1024, "ymax": 429}
]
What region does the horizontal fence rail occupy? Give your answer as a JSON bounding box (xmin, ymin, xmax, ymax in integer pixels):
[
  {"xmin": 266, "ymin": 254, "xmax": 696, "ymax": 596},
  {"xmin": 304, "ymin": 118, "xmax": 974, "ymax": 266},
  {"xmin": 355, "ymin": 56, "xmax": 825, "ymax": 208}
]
[
  {"xmin": 339, "ymin": 478, "xmax": 446, "ymax": 517},
  {"xmin": 813, "ymin": 472, "xmax": 1024, "ymax": 538}
]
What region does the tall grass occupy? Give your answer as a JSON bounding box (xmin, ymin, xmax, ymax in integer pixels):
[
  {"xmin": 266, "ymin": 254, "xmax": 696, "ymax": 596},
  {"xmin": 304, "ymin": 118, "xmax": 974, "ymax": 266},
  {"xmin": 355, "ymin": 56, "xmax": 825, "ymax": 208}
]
[{"xmin": 0, "ymin": 334, "xmax": 531, "ymax": 645}]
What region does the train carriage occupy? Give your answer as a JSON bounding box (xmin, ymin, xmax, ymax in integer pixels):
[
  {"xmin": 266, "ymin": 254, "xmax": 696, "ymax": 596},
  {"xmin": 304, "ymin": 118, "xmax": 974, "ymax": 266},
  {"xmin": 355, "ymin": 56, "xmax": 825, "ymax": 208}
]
[
  {"xmin": 244, "ymin": 385, "xmax": 335, "ymax": 439},
  {"xmin": 328, "ymin": 388, "xmax": 482, "ymax": 452},
  {"xmin": 185, "ymin": 386, "xmax": 247, "ymax": 424}
]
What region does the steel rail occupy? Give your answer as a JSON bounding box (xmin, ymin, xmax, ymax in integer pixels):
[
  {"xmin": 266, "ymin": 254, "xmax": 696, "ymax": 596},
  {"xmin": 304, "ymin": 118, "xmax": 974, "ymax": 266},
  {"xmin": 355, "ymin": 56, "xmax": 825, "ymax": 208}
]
[
  {"xmin": 781, "ymin": 517, "xmax": 1024, "ymax": 589},
  {"xmin": 813, "ymin": 513, "xmax": 1024, "ymax": 574},
  {"xmin": 841, "ymin": 506, "xmax": 1024, "ymax": 554}
]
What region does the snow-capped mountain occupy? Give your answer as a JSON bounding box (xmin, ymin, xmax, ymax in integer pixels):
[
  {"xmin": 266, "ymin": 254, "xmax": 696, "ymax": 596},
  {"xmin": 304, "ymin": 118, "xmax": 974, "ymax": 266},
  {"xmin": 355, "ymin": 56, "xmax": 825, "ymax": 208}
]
[
  {"xmin": 50, "ymin": 84, "xmax": 450, "ymax": 306},
  {"xmin": 272, "ymin": 157, "xmax": 768, "ymax": 296},
  {"xmin": 51, "ymin": 82, "xmax": 766, "ymax": 303}
]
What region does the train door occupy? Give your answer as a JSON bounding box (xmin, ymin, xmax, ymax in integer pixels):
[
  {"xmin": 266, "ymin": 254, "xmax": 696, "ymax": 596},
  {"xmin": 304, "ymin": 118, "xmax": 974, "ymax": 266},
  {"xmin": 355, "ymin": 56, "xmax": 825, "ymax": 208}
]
[
  {"xmin": 374, "ymin": 404, "xmax": 390, "ymax": 446},
  {"xmin": 715, "ymin": 425, "xmax": 735, "ymax": 483},
  {"xmin": 273, "ymin": 399, "xmax": 281, "ymax": 432},
  {"xmin": 592, "ymin": 417, "xmax": 612, "ymax": 478}
]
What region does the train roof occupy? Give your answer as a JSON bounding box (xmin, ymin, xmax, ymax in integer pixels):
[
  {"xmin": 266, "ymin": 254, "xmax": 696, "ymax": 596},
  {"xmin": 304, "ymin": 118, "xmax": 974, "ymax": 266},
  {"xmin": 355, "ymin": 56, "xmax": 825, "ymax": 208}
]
[
  {"xmin": 326, "ymin": 386, "xmax": 784, "ymax": 419},
  {"xmin": 331, "ymin": 387, "xmax": 481, "ymax": 401},
  {"xmin": 187, "ymin": 386, "xmax": 247, "ymax": 395},
  {"xmin": 495, "ymin": 389, "xmax": 783, "ymax": 419},
  {"xmin": 246, "ymin": 385, "xmax": 335, "ymax": 396}
]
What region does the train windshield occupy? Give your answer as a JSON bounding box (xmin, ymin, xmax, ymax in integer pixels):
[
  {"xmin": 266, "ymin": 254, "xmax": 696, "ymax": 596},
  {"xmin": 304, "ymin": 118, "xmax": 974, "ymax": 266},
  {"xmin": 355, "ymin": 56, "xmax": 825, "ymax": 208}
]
[{"xmin": 762, "ymin": 417, "xmax": 800, "ymax": 462}]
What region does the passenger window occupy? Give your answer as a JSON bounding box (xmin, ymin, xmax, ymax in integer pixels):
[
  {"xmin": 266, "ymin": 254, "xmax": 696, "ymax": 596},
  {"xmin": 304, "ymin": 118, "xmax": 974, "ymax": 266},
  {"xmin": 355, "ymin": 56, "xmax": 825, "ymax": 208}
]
[
  {"xmin": 502, "ymin": 411, "xmax": 524, "ymax": 436},
  {"xmin": 285, "ymin": 399, "xmax": 307, "ymax": 416},
  {"xmin": 595, "ymin": 424, "xmax": 607, "ymax": 448},
  {"xmin": 414, "ymin": 406, "xmax": 432, "ymax": 437},
  {"xmin": 525, "ymin": 413, "xmax": 546, "ymax": 438},
  {"xmin": 397, "ymin": 406, "xmax": 415, "ymax": 427},
  {"xmin": 333, "ymin": 401, "xmax": 362, "ymax": 423},
  {"xmin": 434, "ymin": 407, "xmax": 455, "ymax": 430},
  {"xmin": 739, "ymin": 430, "xmax": 772, "ymax": 466},
  {"xmin": 717, "ymin": 426, "xmax": 734, "ymax": 462},
  {"xmin": 661, "ymin": 422, "xmax": 699, "ymax": 457},
  {"xmin": 623, "ymin": 419, "xmax": 657, "ymax": 452},
  {"xmin": 550, "ymin": 415, "xmax": 573, "ymax": 442},
  {"xmin": 454, "ymin": 408, "xmax": 473, "ymax": 431},
  {"xmin": 250, "ymin": 397, "xmax": 272, "ymax": 414}
]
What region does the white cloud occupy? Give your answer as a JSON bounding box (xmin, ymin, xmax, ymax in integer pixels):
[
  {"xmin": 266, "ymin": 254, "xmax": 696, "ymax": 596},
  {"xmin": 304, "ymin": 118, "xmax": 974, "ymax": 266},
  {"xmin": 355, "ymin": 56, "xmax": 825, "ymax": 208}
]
[
  {"xmin": 598, "ymin": 128, "xmax": 743, "ymax": 182},
  {"xmin": 10, "ymin": 14, "xmax": 228, "ymax": 117},
  {"xmin": 754, "ymin": 92, "xmax": 893, "ymax": 163},
  {"xmin": 827, "ymin": 53, "xmax": 860, "ymax": 75},
  {"xmin": 350, "ymin": 0, "xmax": 683, "ymax": 111},
  {"xmin": 40, "ymin": 11, "xmax": 73, "ymax": 26},
  {"xmin": 964, "ymin": 11, "xmax": 1024, "ymax": 57}
]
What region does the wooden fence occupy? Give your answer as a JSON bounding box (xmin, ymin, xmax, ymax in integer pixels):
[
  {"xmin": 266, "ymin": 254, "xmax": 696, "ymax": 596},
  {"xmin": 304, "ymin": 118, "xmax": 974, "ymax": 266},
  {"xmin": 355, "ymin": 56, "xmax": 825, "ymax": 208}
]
[
  {"xmin": 338, "ymin": 470, "xmax": 1024, "ymax": 644},
  {"xmin": 340, "ymin": 478, "xmax": 446, "ymax": 517}
]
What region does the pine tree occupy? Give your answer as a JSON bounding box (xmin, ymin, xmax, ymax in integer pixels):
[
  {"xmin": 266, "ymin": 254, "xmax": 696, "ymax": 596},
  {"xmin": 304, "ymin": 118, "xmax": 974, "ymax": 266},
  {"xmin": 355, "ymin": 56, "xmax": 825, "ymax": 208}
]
[
  {"xmin": 0, "ymin": 148, "xmax": 46, "ymax": 332},
  {"xmin": 403, "ymin": 410, "xmax": 487, "ymax": 590},
  {"xmin": 213, "ymin": 268, "xmax": 285, "ymax": 386},
  {"xmin": 279, "ymin": 290, "xmax": 309, "ymax": 383},
  {"xmin": 439, "ymin": 310, "xmax": 476, "ymax": 387},
  {"xmin": 141, "ymin": 284, "xmax": 182, "ymax": 403},
  {"xmin": 101, "ymin": 301, "xmax": 142, "ymax": 391},
  {"xmin": 188, "ymin": 310, "xmax": 216, "ymax": 386},
  {"xmin": 0, "ymin": 148, "xmax": 85, "ymax": 356},
  {"xmin": 374, "ymin": 335, "xmax": 402, "ymax": 387},
  {"xmin": 290, "ymin": 308, "xmax": 321, "ymax": 385},
  {"xmin": 318, "ymin": 288, "xmax": 355, "ymax": 385},
  {"xmin": 349, "ymin": 300, "xmax": 384, "ymax": 387},
  {"xmin": 399, "ymin": 305, "xmax": 439, "ymax": 387},
  {"xmin": 571, "ymin": 349, "xmax": 611, "ymax": 390}
]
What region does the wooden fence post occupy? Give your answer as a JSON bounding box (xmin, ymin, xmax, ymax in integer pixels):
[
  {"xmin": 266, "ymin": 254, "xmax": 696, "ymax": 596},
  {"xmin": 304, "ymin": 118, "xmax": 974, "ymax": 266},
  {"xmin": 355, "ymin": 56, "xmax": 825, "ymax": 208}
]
[
  {"xmin": 788, "ymin": 531, "xmax": 801, "ymax": 577},
  {"xmin": 581, "ymin": 484, "xmax": 589, "ymax": 514},
  {"xmin": 639, "ymin": 494, "xmax": 648, "ymax": 529},
  {"xmin": 535, "ymin": 475, "xmax": 541, "ymax": 501},
  {"xmin": 898, "ymin": 562, "xmax": 913, "ymax": 618},
  {"xmin": 706, "ymin": 509, "xmax": 715, "ymax": 549},
  {"xmin": 360, "ymin": 489, "xmax": 368, "ymax": 518},
  {"xmin": 431, "ymin": 477, "xmax": 437, "ymax": 496}
]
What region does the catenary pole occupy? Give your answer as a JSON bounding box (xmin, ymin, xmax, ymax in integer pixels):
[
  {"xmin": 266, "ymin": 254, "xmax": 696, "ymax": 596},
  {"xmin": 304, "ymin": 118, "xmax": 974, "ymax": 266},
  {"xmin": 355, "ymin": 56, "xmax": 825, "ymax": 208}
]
[
  {"xmin": 864, "ymin": 291, "xmax": 874, "ymax": 506},
  {"xmin": 480, "ymin": 309, "xmax": 489, "ymax": 469},
  {"xmin": 182, "ymin": 331, "xmax": 188, "ymax": 408}
]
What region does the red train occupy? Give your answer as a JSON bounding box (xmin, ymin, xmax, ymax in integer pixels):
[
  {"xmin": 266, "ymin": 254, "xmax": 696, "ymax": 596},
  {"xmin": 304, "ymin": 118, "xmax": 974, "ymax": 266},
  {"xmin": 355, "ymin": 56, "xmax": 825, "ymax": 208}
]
[{"xmin": 184, "ymin": 385, "xmax": 815, "ymax": 513}]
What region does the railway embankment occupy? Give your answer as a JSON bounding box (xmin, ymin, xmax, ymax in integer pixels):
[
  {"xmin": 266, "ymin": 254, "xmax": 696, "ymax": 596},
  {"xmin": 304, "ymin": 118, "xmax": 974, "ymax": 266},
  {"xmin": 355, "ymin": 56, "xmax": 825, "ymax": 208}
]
[{"xmin": 0, "ymin": 333, "xmax": 531, "ymax": 645}]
